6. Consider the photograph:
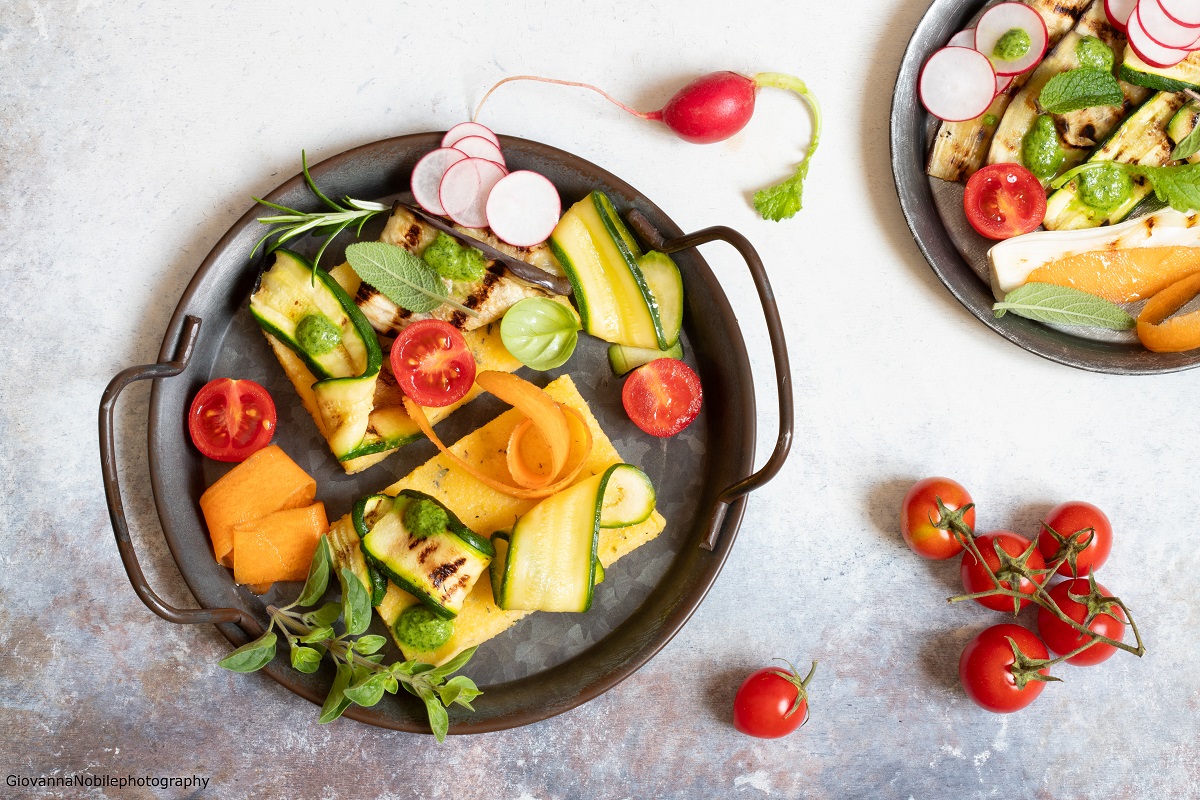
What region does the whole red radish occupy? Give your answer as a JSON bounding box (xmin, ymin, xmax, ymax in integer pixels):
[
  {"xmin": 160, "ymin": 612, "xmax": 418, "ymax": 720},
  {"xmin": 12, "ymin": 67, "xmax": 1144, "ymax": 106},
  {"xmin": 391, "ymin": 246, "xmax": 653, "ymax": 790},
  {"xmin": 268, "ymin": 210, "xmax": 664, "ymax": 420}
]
[{"xmin": 473, "ymin": 71, "xmax": 821, "ymax": 221}]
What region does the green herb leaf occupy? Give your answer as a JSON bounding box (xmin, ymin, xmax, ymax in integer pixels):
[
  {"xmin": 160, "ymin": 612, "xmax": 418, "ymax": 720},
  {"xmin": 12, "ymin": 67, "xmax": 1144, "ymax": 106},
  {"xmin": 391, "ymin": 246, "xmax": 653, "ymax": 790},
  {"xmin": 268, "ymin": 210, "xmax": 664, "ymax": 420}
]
[
  {"xmin": 1038, "ymin": 68, "xmax": 1124, "ymax": 115},
  {"xmin": 290, "ymin": 645, "xmax": 323, "ymax": 674},
  {"xmin": 318, "ymin": 662, "xmax": 354, "ymax": 724},
  {"xmin": 295, "ymin": 536, "xmax": 332, "ymax": 607},
  {"xmin": 1172, "ymin": 107, "xmax": 1200, "ymax": 161},
  {"xmin": 425, "ymin": 646, "xmax": 478, "ymax": 681},
  {"xmin": 440, "ymin": 675, "xmax": 482, "ymax": 710},
  {"xmin": 299, "ymin": 626, "xmax": 335, "ymax": 644},
  {"xmin": 344, "ymin": 242, "xmax": 447, "ymax": 314},
  {"xmin": 303, "ymin": 601, "xmax": 342, "ymax": 628},
  {"xmin": 993, "ymin": 283, "xmax": 1135, "ymax": 330},
  {"xmin": 344, "ymin": 672, "xmax": 389, "ymax": 708},
  {"xmin": 218, "ymin": 631, "xmax": 277, "ymax": 673},
  {"xmin": 1129, "ymin": 163, "xmax": 1200, "ymax": 212},
  {"xmin": 418, "ymin": 685, "xmax": 451, "ymax": 743},
  {"xmin": 338, "ymin": 567, "xmax": 373, "ymax": 636},
  {"xmin": 352, "ymin": 635, "xmax": 387, "ymax": 655},
  {"xmin": 499, "ymin": 298, "xmax": 581, "ymax": 370}
]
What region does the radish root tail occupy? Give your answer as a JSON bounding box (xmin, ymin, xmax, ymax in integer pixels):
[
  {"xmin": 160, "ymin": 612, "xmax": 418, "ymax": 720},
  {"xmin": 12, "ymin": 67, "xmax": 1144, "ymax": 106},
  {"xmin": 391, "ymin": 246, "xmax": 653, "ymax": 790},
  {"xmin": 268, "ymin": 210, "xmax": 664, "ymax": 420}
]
[{"xmin": 474, "ymin": 75, "xmax": 659, "ymax": 124}]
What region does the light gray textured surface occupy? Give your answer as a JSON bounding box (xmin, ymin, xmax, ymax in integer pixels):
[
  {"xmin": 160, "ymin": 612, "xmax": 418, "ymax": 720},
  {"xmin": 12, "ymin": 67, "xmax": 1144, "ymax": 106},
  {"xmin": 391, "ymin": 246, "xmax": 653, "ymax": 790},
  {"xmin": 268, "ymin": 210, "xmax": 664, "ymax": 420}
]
[{"xmin": 2, "ymin": 0, "xmax": 1198, "ymax": 798}]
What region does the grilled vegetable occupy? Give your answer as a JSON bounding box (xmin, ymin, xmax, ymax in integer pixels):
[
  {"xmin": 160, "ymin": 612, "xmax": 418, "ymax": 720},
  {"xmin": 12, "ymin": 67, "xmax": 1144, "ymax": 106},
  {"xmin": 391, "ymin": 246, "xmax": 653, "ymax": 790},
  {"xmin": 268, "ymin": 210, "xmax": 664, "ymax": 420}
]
[
  {"xmin": 608, "ymin": 340, "xmax": 684, "ymax": 376},
  {"xmin": 1119, "ymin": 47, "xmax": 1200, "ymax": 93},
  {"xmin": 326, "ymin": 513, "xmax": 386, "ymax": 607},
  {"xmin": 359, "ymin": 491, "xmax": 493, "ymax": 619},
  {"xmin": 1167, "ymin": 103, "xmax": 1200, "ymax": 162},
  {"xmin": 926, "ymin": 0, "xmax": 1092, "ymax": 182},
  {"xmin": 1044, "ymin": 91, "xmax": 1186, "ymax": 229}
]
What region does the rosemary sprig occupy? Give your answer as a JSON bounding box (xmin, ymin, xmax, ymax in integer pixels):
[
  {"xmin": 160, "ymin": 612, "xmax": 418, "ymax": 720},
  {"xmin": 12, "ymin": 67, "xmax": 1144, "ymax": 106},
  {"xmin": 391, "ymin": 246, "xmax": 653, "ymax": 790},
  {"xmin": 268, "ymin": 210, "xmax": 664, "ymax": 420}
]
[{"xmin": 251, "ymin": 151, "xmax": 390, "ymax": 270}]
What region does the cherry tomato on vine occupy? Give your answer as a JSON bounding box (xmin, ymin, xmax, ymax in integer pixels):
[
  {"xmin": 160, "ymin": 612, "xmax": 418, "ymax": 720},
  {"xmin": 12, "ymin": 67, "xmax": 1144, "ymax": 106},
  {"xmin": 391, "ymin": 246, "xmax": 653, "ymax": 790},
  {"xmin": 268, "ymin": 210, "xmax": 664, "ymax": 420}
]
[
  {"xmin": 390, "ymin": 319, "xmax": 477, "ymax": 408},
  {"xmin": 900, "ymin": 477, "xmax": 974, "ymax": 560},
  {"xmin": 732, "ymin": 660, "xmax": 817, "ymax": 739},
  {"xmin": 960, "ymin": 531, "xmax": 1047, "ymax": 613},
  {"xmin": 962, "ymin": 163, "xmax": 1046, "ymax": 240},
  {"xmin": 188, "ymin": 378, "xmax": 276, "ymax": 462},
  {"xmin": 1037, "ymin": 578, "xmax": 1126, "ymax": 666},
  {"xmin": 1036, "ymin": 501, "xmax": 1112, "ymax": 578},
  {"xmin": 959, "ymin": 623, "xmax": 1050, "ymax": 713}
]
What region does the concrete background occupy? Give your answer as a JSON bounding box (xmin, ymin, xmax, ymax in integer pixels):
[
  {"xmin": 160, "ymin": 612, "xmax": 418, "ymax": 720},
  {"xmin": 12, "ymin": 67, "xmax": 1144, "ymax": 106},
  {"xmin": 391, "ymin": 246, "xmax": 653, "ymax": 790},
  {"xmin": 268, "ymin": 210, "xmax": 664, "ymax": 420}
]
[{"xmin": 1, "ymin": 0, "xmax": 1197, "ymax": 797}]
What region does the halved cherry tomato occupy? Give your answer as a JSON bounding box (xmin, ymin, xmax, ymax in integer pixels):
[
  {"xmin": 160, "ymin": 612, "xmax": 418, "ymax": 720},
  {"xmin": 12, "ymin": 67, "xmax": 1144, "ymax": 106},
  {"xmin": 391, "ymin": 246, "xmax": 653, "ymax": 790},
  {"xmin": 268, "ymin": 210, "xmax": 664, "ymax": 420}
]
[
  {"xmin": 960, "ymin": 531, "xmax": 1047, "ymax": 613},
  {"xmin": 1036, "ymin": 501, "xmax": 1112, "ymax": 578},
  {"xmin": 1036, "ymin": 578, "xmax": 1126, "ymax": 666},
  {"xmin": 390, "ymin": 319, "xmax": 477, "ymax": 408},
  {"xmin": 621, "ymin": 358, "xmax": 702, "ymax": 437},
  {"xmin": 959, "ymin": 623, "xmax": 1050, "ymax": 713},
  {"xmin": 188, "ymin": 378, "xmax": 276, "ymax": 462},
  {"xmin": 900, "ymin": 477, "xmax": 974, "ymax": 560},
  {"xmin": 963, "ymin": 163, "xmax": 1046, "ymax": 240}
]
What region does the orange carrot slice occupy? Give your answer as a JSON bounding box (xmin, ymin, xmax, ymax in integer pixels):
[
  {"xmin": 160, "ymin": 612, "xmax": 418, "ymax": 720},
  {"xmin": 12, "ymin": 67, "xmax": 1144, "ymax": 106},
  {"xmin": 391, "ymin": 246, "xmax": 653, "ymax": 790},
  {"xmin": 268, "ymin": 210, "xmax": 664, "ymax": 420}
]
[
  {"xmin": 476, "ymin": 371, "xmax": 571, "ymax": 485},
  {"xmin": 199, "ymin": 445, "xmax": 316, "ymax": 567},
  {"xmin": 1137, "ymin": 272, "xmax": 1200, "ymax": 352},
  {"xmin": 1026, "ymin": 246, "xmax": 1200, "ymax": 303},
  {"xmin": 232, "ymin": 503, "xmax": 328, "ymax": 585}
]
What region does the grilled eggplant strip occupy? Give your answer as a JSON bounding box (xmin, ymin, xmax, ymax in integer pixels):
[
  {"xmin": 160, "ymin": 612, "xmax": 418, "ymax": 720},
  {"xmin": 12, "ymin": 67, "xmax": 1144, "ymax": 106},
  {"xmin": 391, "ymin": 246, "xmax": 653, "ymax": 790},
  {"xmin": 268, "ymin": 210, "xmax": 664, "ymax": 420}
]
[
  {"xmin": 987, "ymin": 0, "xmax": 1149, "ymax": 184},
  {"xmin": 926, "ymin": 0, "xmax": 1092, "ymax": 183}
]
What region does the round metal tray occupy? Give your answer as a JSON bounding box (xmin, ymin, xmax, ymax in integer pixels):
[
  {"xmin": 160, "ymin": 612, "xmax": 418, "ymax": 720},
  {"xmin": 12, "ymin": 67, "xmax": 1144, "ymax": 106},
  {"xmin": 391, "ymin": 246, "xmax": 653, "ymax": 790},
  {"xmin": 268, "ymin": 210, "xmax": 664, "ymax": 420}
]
[
  {"xmin": 99, "ymin": 133, "xmax": 793, "ymax": 734},
  {"xmin": 891, "ymin": 0, "xmax": 1200, "ymax": 374}
]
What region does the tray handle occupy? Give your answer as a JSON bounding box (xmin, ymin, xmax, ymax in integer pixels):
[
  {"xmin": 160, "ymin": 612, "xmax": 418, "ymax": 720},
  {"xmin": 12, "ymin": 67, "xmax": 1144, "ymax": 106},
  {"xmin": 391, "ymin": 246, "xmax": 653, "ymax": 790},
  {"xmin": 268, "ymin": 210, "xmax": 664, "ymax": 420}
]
[
  {"xmin": 627, "ymin": 211, "xmax": 794, "ymax": 551},
  {"xmin": 98, "ymin": 315, "xmax": 245, "ymax": 626}
]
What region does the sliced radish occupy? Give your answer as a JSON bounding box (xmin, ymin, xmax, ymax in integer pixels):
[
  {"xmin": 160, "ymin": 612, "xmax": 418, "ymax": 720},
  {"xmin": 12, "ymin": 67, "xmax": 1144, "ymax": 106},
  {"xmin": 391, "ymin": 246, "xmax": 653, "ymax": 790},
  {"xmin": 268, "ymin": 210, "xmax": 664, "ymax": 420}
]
[
  {"xmin": 439, "ymin": 157, "xmax": 507, "ymax": 229},
  {"xmin": 485, "ymin": 171, "xmax": 562, "ymax": 247},
  {"xmin": 1158, "ymin": 0, "xmax": 1200, "ymax": 28},
  {"xmin": 919, "ymin": 47, "xmax": 998, "ymax": 122},
  {"xmin": 1128, "ymin": 2, "xmax": 1191, "ymax": 66},
  {"xmin": 442, "ymin": 121, "xmax": 500, "ymax": 150},
  {"xmin": 947, "ymin": 29, "xmax": 976, "ymax": 48},
  {"xmin": 975, "ymin": 2, "xmax": 1049, "ymax": 75},
  {"xmin": 411, "ymin": 148, "xmax": 468, "ymax": 216},
  {"xmin": 1139, "ymin": 0, "xmax": 1200, "ymax": 47},
  {"xmin": 1106, "ymin": 0, "xmax": 1137, "ymax": 32},
  {"xmin": 451, "ymin": 134, "xmax": 506, "ymax": 166},
  {"xmin": 997, "ymin": 73, "xmax": 1015, "ymax": 93}
]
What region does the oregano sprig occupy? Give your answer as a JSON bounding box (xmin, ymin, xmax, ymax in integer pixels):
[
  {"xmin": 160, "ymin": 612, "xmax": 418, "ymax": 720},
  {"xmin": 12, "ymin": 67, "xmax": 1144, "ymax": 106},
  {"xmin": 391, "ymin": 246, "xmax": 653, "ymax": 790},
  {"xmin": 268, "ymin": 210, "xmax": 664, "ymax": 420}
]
[{"xmin": 217, "ymin": 535, "xmax": 482, "ymax": 741}]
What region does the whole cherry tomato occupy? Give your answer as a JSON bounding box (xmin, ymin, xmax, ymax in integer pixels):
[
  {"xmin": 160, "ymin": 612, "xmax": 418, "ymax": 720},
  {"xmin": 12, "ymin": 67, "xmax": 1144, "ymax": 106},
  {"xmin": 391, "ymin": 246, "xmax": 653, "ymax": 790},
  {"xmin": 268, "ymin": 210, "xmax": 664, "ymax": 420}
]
[
  {"xmin": 732, "ymin": 660, "xmax": 817, "ymax": 739},
  {"xmin": 900, "ymin": 477, "xmax": 974, "ymax": 560},
  {"xmin": 1037, "ymin": 578, "xmax": 1126, "ymax": 666},
  {"xmin": 960, "ymin": 531, "xmax": 1047, "ymax": 613},
  {"xmin": 959, "ymin": 623, "xmax": 1051, "ymax": 713},
  {"xmin": 1036, "ymin": 501, "xmax": 1113, "ymax": 578}
]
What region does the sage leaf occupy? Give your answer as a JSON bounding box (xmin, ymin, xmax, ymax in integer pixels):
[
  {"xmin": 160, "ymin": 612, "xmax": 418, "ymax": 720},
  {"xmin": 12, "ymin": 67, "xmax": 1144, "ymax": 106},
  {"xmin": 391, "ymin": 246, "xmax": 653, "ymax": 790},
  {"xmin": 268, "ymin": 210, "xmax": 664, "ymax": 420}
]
[
  {"xmin": 418, "ymin": 685, "xmax": 451, "ymax": 743},
  {"xmin": 1172, "ymin": 108, "xmax": 1200, "ymax": 161},
  {"xmin": 499, "ymin": 298, "xmax": 581, "ymax": 370},
  {"xmin": 352, "ymin": 634, "xmax": 387, "ymax": 655},
  {"xmin": 338, "ymin": 567, "xmax": 373, "ymax": 636},
  {"xmin": 303, "ymin": 601, "xmax": 342, "ymax": 628},
  {"xmin": 1038, "ymin": 68, "xmax": 1124, "ymax": 115},
  {"xmin": 295, "ymin": 536, "xmax": 332, "ymax": 607},
  {"xmin": 344, "ymin": 672, "xmax": 389, "ymax": 708},
  {"xmin": 218, "ymin": 631, "xmax": 277, "ymax": 673},
  {"xmin": 993, "ymin": 283, "xmax": 1135, "ymax": 330},
  {"xmin": 290, "ymin": 645, "xmax": 323, "ymax": 674},
  {"xmin": 318, "ymin": 662, "xmax": 354, "ymax": 724},
  {"xmin": 426, "ymin": 646, "xmax": 478, "ymax": 681},
  {"xmin": 345, "ymin": 241, "xmax": 447, "ymax": 314}
]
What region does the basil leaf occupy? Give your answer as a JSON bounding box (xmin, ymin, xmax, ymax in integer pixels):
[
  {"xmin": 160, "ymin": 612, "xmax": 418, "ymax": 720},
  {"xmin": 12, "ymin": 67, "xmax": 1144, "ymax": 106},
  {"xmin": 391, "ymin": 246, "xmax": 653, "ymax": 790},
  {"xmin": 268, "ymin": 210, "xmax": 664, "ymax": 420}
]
[
  {"xmin": 499, "ymin": 298, "xmax": 581, "ymax": 370},
  {"xmin": 1171, "ymin": 107, "xmax": 1200, "ymax": 161},
  {"xmin": 318, "ymin": 662, "xmax": 354, "ymax": 723},
  {"xmin": 344, "ymin": 672, "xmax": 389, "ymax": 708},
  {"xmin": 352, "ymin": 634, "xmax": 387, "ymax": 655},
  {"xmin": 425, "ymin": 646, "xmax": 478, "ymax": 681},
  {"xmin": 418, "ymin": 685, "xmax": 451, "ymax": 743},
  {"xmin": 295, "ymin": 536, "xmax": 332, "ymax": 607},
  {"xmin": 1038, "ymin": 68, "xmax": 1124, "ymax": 115},
  {"xmin": 218, "ymin": 631, "xmax": 277, "ymax": 673},
  {"xmin": 1130, "ymin": 163, "xmax": 1200, "ymax": 213},
  {"xmin": 290, "ymin": 645, "xmax": 323, "ymax": 674},
  {"xmin": 345, "ymin": 241, "xmax": 447, "ymax": 314},
  {"xmin": 303, "ymin": 601, "xmax": 342, "ymax": 628},
  {"xmin": 993, "ymin": 283, "xmax": 1135, "ymax": 330},
  {"xmin": 338, "ymin": 567, "xmax": 373, "ymax": 636}
]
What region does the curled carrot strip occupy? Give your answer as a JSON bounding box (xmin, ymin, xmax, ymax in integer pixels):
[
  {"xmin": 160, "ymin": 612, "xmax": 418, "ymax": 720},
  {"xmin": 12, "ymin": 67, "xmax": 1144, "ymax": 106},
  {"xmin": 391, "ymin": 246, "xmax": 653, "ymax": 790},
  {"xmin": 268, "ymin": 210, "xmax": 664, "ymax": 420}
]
[
  {"xmin": 476, "ymin": 371, "xmax": 570, "ymax": 481},
  {"xmin": 1137, "ymin": 271, "xmax": 1200, "ymax": 353},
  {"xmin": 402, "ymin": 392, "xmax": 593, "ymax": 500}
]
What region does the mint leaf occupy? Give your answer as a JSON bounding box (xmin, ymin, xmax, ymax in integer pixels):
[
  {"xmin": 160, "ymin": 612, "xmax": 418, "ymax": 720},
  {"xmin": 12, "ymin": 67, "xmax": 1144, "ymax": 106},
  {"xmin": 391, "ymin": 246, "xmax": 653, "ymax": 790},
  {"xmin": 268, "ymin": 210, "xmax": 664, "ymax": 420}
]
[
  {"xmin": 345, "ymin": 241, "xmax": 447, "ymax": 313},
  {"xmin": 218, "ymin": 631, "xmax": 277, "ymax": 673},
  {"xmin": 993, "ymin": 283, "xmax": 1135, "ymax": 330},
  {"xmin": 1038, "ymin": 68, "xmax": 1124, "ymax": 115},
  {"xmin": 294, "ymin": 535, "xmax": 332, "ymax": 607},
  {"xmin": 1172, "ymin": 107, "xmax": 1200, "ymax": 161},
  {"xmin": 1130, "ymin": 163, "xmax": 1200, "ymax": 212}
]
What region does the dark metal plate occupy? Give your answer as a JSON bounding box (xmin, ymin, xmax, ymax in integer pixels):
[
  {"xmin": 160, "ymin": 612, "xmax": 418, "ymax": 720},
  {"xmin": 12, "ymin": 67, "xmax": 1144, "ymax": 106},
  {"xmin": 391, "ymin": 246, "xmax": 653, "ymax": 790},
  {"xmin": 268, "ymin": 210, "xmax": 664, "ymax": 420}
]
[
  {"xmin": 890, "ymin": 0, "xmax": 1200, "ymax": 374},
  {"xmin": 144, "ymin": 134, "xmax": 758, "ymax": 733}
]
